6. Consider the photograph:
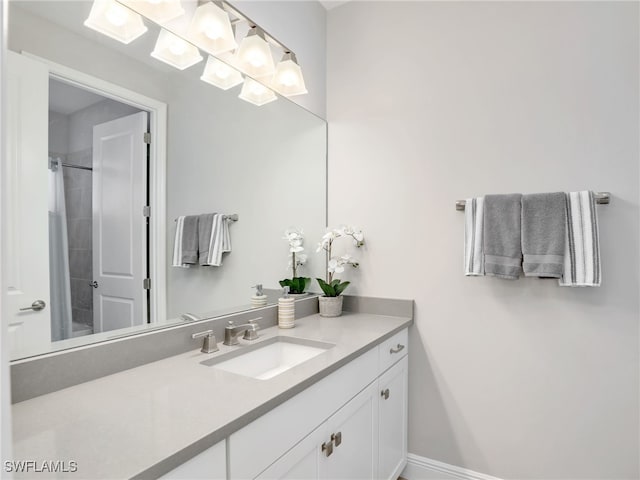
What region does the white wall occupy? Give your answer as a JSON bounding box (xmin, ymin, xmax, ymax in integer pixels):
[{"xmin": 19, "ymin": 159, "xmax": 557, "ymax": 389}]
[
  {"xmin": 327, "ymin": 2, "xmax": 639, "ymax": 478},
  {"xmin": 231, "ymin": 0, "xmax": 327, "ymax": 118}
]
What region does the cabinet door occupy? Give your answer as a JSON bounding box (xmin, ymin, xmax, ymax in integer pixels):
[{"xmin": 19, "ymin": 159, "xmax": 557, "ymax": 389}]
[
  {"xmin": 378, "ymin": 355, "xmax": 408, "ymax": 480},
  {"xmin": 159, "ymin": 440, "xmax": 226, "ymax": 479},
  {"xmin": 256, "ymin": 426, "xmax": 326, "ymax": 480},
  {"xmin": 320, "ymin": 382, "xmax": 378, "ymax": 480}
]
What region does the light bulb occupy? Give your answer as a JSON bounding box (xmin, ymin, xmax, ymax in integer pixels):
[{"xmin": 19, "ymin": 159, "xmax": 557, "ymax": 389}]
[
  {"xmin": 84, "ymin": 0, "xmax": 148, "ymax": 44},
  {"xmin": 271, "ymin": 52, "xmax": 308, "ymax": 97},
  {"xmin": 247, "ymin": 49, "xmax": 265, "ymax": 68},
  {"xmin": 239, "ymin": 77, "xmax": 277, "ymax": 106},
  {"xmin": 200, "ymin": 54, "xmax": 243, "ymax": 90},
  {"xmin": 186, "ymin": 2, "xmax": 237, "ymax": 55},
  {"xmin": 204, "ymin": 22, "xmax": 223, "ymax": 40},
  {"xmin": 105, "ymin": 4, "xmax": 127, "ymax": 26},
  {"xmin": 169, "ymin": 39, "xmax": 187, "ymax": 56},
  {"xmin": 216, "ymin": 68, "xmax": 230, "ymax": 80},
  {"xmin": 119, "ymin": 0, "xmax": 184, "ymax": 24},
  {"xmin": 151, "ymin": 28, "xmax": 203, "ymax": 70},
  {"xmin": 234, "ymin": 27, "xmax": 275, "ymax": 77}
]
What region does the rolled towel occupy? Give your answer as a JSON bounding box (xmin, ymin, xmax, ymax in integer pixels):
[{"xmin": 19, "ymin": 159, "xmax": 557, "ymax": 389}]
[
  {"xmin": 172, "ymin": 216, "xmax": 189, "ymax": 268},
  {"xmin": 560, "ymin": 191, "xmax": 601, "ymax": 287},
  {"xmin": 180, "ymin": 215, "xmax": 199, "ymax": 265},
  {"xmin": 198, "ymin": 213, "xmax": 216, "ymax": 266},
  {"xmin": 521, "ymin": 192, "xmax": 567, "ymax": 278},
  {"xmin": 464, "ymin": 197, "xmax": 485, "ymax": 276},
  {"xmin": 483, "ymin": 194, "xmax": 523, "ymax": 280}
]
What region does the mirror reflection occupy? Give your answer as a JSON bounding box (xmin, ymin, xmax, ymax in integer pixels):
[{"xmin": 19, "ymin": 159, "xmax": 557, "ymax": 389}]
[{"xmin": 5, "ymin": 0, "xmax": 327, "ymax": 361}]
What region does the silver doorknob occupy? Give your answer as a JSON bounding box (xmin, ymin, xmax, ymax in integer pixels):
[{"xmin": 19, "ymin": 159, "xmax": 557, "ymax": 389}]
[
  {"xmin": 19, "ymin": 300, "xmax": 46, "ymax": 312},
  {"xmin": 89, "ymin": 281, "xmax": 98, "ymax": 288}
]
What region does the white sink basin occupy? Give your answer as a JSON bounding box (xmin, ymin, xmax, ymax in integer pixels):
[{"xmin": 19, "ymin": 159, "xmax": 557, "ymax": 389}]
[{"xmin": 202, "ymin": 337, "xmax": 334, "ymax": 380}]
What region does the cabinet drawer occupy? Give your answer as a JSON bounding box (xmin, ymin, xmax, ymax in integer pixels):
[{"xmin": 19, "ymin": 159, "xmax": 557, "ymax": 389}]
[{"xmin": 378, "ymin": 328, "xmax": 408, "ymax": 374}]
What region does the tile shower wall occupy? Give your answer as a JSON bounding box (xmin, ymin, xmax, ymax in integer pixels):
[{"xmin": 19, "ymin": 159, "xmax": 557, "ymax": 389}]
[{"xmin": 64, "ymin": 148, "xmax": 93, "ymax": 333}]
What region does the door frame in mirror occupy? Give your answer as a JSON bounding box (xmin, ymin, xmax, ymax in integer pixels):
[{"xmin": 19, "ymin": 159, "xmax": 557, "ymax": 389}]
[{"xmin": 22, "ymin": 52, "xmax": 167, "ymax": 333}]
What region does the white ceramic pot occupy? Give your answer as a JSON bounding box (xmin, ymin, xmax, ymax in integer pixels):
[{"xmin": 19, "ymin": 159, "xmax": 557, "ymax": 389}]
[{"xmin": 319, "ymin": 296, "xmax": 343, "ymax": 317}]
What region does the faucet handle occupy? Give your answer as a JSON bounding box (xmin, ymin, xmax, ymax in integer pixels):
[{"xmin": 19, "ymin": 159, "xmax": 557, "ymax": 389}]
[
  {"xmin": 192, "ymin": 329, "xmax": 213, "ymax": 339},
  {"xmin": 227, "ymin": 320, "xmax": 235, "ymax": 327},
  {"xmin": 192, "ymin": 330, "xmax": 219, "ymax": 354}
]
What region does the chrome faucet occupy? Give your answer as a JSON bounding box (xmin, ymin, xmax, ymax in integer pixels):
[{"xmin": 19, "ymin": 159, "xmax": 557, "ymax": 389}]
[{"xmin": 223, "ymin": 318, "xmax": 261, "ymax": 346}]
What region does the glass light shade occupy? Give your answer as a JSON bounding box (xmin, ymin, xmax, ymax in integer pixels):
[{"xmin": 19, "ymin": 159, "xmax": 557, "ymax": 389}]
[
  {"xmin": 234, "ymin": 27, "xmax": 275, "ymax": 78},
  {"xmin": 151, "ymin": 29, "xmax": 203, "ymax": 70},
  {"xmin": 238, "ymin": 77, "xmax": 277, "ymax": 106},
  {"xmin": 84, "ymin": 0, "xmax": 148, "ymax": 44},
  {"xmin": 271, "ymin": 53, "xmax": 308, "ymax": 97},
  {"xmin": 187, "ymin": 3, "xmax": 237, "ymax": 55},
  {"xmin": 200, "ymin": 54, "xmax": 243, "ymax": 90},
  {"xmin": 119, "ymin": 0, "xmax": 185, "ymax": 24}
]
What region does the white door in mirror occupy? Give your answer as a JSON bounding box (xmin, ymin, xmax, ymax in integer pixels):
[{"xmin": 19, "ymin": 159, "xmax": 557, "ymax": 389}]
[
  {"xmin": 3, "ymin": 52, "xmax": 52, "ymax": 356},
  {"xmin": 92, "ymin": 112, "xmax": 148, "ymax": 333}
]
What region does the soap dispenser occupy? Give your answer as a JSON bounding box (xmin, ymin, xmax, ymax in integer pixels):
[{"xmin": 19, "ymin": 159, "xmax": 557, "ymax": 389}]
[
  {"xmin": 278, "ymin": 287, "xmax": 295, "ymax": 329},
  {"xmin": 251, "ymin": 284, "xmax": 268, "ymax": 308}
]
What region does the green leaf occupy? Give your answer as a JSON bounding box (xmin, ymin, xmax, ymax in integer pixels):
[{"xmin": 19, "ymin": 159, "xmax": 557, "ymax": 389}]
[
  {"xmin": 334, "ymin": 281, "xmax": 350, "ymax": 296},
  {"xmin": 289, "ymin": 277, "xmax": 310, "ymax": 294},
  {"xmin": 316, "ymin": 278, "xmax": 336, "ymax": 297},
  {"xmin": 279, "ymin": 279, "xmax": 292, "ymax": 288}
]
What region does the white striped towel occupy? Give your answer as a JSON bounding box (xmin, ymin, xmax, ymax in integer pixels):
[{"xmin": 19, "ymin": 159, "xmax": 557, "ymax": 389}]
[
  {"xmin": 464, "ymin": 197, "xmax": 485, "ymax": 276},
  {"xmin": 203, "ymin": 214, "xmax": 232, "ymax": 267},
  {"xmin": 560, "ymin": 191, "xmax": 601, "ymax": 287},
  {"xmin": 172, "ymin": 216, "xmax": 190, "ymax": 268}
]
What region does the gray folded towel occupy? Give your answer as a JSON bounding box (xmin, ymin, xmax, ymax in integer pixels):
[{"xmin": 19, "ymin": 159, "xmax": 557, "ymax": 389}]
[
  {"xmin": 483, "ymin": 194, "xmax": 523, "ymax": 279},
  {"xmin": 180, "ymin": 215, "xmax": 199, "ymax": 265},
  {"xmin": 521, "ymin": 192, "xmax": 566, "ymax": 278},
  {"xmin": 198, "ymin": 213, "xmax": 216, "ymax": 265}
]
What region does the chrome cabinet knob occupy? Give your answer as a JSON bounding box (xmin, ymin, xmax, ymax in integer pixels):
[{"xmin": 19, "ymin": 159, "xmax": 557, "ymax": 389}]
[
  {"xmin": 19, "ymin": 300, "xmax": 46, "ymax": 312},
  {"xmin": 89, "ymin": 281, "xmax": 99, "ymax": 288}
]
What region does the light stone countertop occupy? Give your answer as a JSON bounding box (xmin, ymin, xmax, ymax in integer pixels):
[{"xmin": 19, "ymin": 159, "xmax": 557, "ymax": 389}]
[{"xmin": 11, "ymin": 312, "xmax": 412, "ymax": 479}]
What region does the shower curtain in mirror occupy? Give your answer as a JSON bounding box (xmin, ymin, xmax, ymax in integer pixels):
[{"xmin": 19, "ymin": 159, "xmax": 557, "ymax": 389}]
[{"xmin": 48, "ymin": 158, "xmax": 73, "ymax": 341}]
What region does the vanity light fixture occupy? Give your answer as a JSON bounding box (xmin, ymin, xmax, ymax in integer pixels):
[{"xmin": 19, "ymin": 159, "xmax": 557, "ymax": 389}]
[
  {"xmin": 271, "ymin": 52, "xmax": 307, "ymax": 97},
  {"xmin": 84, "ymin": 0, "xmax": 148, "ymax": 44},
  {"xmin": 200, "ymin": 54, "xmax": 244, "ymax": 90},
  {"xmin": 238, "ymin": 77, "xmax": 277, "ymax": 106},
  {"xmin": 119, "ymin": 0, "xmax": 185, "ymax": 24},
  {"xmin": 151, "ymin": 28, "xmax": 203, "ymax": 70},
  {"xmin": 234, "ymin": 26, "xmax": 275, "ymax": 78},
  {"xmin": 187, "ymin": 2, "xmax": 237, "ymax": 55}
]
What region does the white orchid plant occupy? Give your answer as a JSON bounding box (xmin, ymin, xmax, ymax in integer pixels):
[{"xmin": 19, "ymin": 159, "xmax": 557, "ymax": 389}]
[
  {"xmin": 316, "ymin": 225, "xmax": 365, "ymax": 297},
  {"xmin": 279, "ymin": 228, "xmax": 310, "ymax": 294}
]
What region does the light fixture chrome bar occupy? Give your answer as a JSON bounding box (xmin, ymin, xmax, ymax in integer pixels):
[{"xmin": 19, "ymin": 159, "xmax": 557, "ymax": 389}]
[
  {"xmin": 214, "ymin": 0, "xmax": 296, "ymax": 55},
  {"xmin": 455, "ymin": 192, "xmax": 611, "ymax": 211}
]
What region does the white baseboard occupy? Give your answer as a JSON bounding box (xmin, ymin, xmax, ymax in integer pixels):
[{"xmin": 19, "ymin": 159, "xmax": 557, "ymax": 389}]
[{"xmin": 401, "ymin": 453, "xmax": 503, "ymax": 480}]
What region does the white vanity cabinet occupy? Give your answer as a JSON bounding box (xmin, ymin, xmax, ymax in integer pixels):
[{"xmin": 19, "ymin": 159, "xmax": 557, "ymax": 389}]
[
  {"xmin": 159, "ymin": 440, "xmax": 226, "ymax": 479},
  {"xmin": 256, "ymin": 382, "xmax": 378, "ymax": 480},
  {"xmin": 378, "ymin": 355, "xmax": 408, "ymax": 480},
  {"xmin": 231, "ymin": 327, "xmax": 409, "ymax": 480}
]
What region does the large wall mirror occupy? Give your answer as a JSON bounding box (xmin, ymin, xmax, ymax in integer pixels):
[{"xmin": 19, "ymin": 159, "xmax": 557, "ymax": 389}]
[{"xmin": 4, "ymin": 0, "xmax": 327, "ymax": 361}]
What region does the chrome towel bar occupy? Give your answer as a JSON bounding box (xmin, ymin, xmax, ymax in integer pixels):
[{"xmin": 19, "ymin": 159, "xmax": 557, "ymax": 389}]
[{"xmin": 455, "ymin": 192, "xmax": 610, "ymax": 211}]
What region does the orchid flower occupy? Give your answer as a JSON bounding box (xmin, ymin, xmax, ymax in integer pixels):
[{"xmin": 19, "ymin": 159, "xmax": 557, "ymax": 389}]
[{"xmin": 318, "ymin": 225, "xmax": 365, "ymax": 282}]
